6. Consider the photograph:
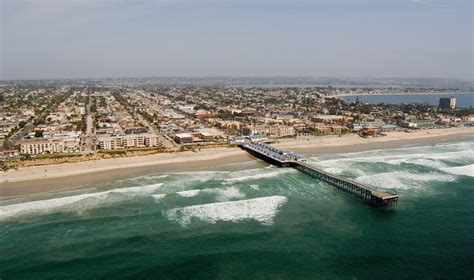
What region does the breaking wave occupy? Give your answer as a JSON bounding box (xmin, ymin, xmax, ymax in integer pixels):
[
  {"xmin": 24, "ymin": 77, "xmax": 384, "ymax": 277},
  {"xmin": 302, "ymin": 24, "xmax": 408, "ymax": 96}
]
[
  {"xmin": 310, "ymin": 140, "xmax": 474, "ymax": 182},
  {"xmin": 440, "ymin": 164, "xmax": 474, "ymax": 178},
  {"xmin": 356, "ymin": 171, "xmax": 456, "ymax": 190},
  {"xmin": 165, "ymin": 196, "xmax": 288, "ymax": 226},
  {"xmin": 0, "ymin": 183, "xmax": 163, "ymax": 221},
  {"xmin": 223, "ymin": 169, "xmax": 295, "ymax": 184},
  {"xmin": 173, "ymin": 187, "xmax": 245, "ymax": 201},
  {"xmin": 151, "ymin": 193, "xmax": 167, "ymax": 202},
  {"xmin": 176, "ymin": 189, "xmax": 201, "ymax": 197}
]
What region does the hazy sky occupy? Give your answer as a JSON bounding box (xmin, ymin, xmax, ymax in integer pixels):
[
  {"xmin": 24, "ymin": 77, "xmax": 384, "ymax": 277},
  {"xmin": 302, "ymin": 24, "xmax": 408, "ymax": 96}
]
[{"xmin": 1, "ymin": 0, "xmax": 472, "ymax": 80}]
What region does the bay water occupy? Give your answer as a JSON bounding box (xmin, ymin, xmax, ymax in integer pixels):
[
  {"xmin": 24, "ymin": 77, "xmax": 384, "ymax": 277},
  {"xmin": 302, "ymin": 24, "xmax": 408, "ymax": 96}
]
[{"xmin": 343, "ymin": 92, "xmax": 474, "ymax": 107}]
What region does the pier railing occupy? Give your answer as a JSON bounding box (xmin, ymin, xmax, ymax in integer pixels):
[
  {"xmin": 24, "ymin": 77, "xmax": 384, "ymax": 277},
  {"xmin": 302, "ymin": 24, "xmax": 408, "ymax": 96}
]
[{"xmin": 239, "ymin": 141, "xmax": 398, "ymax": 208}]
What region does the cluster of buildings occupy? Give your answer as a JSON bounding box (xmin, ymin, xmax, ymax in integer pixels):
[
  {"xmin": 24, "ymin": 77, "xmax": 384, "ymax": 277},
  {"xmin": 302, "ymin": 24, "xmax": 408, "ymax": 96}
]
[{"xmin": 1, "ymin": 82, "xmax": 472, "ymax": 159}]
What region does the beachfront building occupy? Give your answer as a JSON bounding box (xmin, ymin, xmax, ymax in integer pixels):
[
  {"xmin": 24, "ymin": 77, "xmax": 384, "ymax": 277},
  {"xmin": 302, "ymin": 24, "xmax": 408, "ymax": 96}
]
[
  {"xmin": 97, "ymin": 133, "xmax": 160, "ymax": 150},
  {"xmin": 19, "ymin": 136, "xmax": 81, "ymax": 155},
  {"xmin": 174, "ymin": 133, "xmax": 193, "ymax": 144},
  {"xmin": 242, "ymin": 125, "xmax": 295, "ymax": 138},
  {"xmin": 400, "ymin": 121, "xmax": 418, "ymax": 128},
  {"xmin": 268, "ymin": 125, "xmax": 295, "ymax": 137},
  {"xmin": 173, "ymin": 128, "xmax": 225, "ymax": 144}
]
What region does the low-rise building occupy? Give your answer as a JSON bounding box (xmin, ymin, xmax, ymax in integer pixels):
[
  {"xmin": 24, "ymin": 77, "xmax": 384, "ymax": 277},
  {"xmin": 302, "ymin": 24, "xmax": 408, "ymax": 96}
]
[
  {"xmin": 19, "ymin": 133, "xmax": 81, "ymax": 155},
  {"xmin": 19, "ymin": 139, "xmax": 64, "ymax": 154},
  {"xmin": 242, "ymin": 125, "xmax": 295, "ymax": 138},
  {"xmin": 174, "ymin": 128, "xmax": 225, "ymax": 144},
  {"xmin": 174, "ymin": 133, "xmax": 193, "ymax": 144},
  {"xmin": 97, "ymin": 133, "xmax": 159, "ymax": 150}
]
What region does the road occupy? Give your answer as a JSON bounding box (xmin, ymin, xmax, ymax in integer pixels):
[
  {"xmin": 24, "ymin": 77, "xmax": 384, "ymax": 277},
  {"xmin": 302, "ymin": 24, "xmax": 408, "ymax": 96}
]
[
  {"xmin": 81, "ymin": 94, "xmax": 96, "ymax": 153},
  {"xmin": 10, "ymin": 123, "xmax": 34, "ymax": 146}
]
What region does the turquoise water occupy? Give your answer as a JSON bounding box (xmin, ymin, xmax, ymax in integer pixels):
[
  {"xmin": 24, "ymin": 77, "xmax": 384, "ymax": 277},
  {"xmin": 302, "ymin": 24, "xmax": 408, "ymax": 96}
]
[
  {"xmin": 343, "ymin": 92, "xmax": 474, "ymax": 107},
  {"xmin": 1, "ymin": 137, "xmax": 473, "ymax": 279}
]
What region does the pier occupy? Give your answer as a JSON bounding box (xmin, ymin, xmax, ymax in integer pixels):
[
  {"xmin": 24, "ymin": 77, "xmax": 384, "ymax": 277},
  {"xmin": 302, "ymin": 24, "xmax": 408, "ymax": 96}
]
[{"xmin": 239, "ymin": 141, "xmax": 398, "ymax": 208}]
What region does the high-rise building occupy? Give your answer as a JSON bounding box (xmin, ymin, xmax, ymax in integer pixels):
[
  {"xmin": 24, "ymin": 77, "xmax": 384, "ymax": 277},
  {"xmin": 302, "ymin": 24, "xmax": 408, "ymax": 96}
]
[{"xmin": 438, "ymin": 97, "xmax": 456, "ymax": 109}]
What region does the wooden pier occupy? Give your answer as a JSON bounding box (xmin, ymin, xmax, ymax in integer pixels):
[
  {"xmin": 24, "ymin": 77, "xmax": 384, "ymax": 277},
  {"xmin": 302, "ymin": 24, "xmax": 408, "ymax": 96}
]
[{"xmin": 239, "ymin": 141, "xmax": 398, "ymax": 208}]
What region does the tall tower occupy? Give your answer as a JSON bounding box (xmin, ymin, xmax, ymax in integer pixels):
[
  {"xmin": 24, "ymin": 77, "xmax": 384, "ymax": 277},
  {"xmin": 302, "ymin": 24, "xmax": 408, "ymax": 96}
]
[{"xmin": 438, "ymin": 97, "xmax": 456, "ymax": 110}]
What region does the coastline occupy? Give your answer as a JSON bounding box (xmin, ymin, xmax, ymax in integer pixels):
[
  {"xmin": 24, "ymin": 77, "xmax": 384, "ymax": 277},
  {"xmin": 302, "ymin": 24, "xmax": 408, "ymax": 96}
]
[{"xmin": 1, "ymin": 127, "xmax": 472, "ymax": 197}]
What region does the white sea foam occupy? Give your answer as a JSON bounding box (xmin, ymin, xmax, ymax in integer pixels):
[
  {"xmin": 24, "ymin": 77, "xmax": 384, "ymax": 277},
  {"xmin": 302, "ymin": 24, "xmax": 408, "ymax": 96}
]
[
  {"xmin": 165, "ymin": 196, "xmax": 287, "ymax": 226},
  {"xmin": 250, "ymin": 185, "xmax": 260, "ymax": 190},
  {"xmin": 151, "ymin": 194, "xmax": 167, "ymax": 202},
  {"xmin": 321, "ymin": 167, "xmax": 344, "ymax": 175},
  {"xmin": 440, "ymin": 164, "xmax": 474, "ymax": 177},
  {"xmin": 356, "ymin": 171, "xmax": 456, "ymax": 189},
  {"xmin": 0, "ymin": 183, "xmax": 163, "ymax": 221},
  {"xmin": 407, "ymin": 158, "xmax": 447, "ymax": 169},
  {"xmin": 176, "ymin": 189, "xmax": 201, "ymax": 197},
  {"xmin": 173, "ymin": 187, "xmax": 245, "ymax": 201},
  {"xmin": 223, "ymin": 169, "xmax": 293, "ymax": 183},
  {"xmin": 312, "ymin": 146, "xmax": 473, "ymax": 176},
  {"xmin": 213, "ymin": 187, "xmax": 245, "ymax": 201}
]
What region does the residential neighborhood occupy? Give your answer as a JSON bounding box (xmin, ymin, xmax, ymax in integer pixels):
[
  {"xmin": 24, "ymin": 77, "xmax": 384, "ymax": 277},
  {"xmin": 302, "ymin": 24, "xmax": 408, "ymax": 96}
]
[{"xmin": 1, "ymin": 81, "xmax": 473, "ymax": 162}]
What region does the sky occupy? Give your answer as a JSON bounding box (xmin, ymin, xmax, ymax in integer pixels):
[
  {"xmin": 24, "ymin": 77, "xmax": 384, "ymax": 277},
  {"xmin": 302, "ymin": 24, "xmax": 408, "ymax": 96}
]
[{"xmin": 0, "ymin": 0, "xmax": 472, "ymax": 80}]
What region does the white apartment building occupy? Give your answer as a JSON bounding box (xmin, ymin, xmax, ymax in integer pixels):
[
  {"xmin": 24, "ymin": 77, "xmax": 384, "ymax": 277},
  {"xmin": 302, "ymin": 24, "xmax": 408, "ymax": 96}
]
[
  {"xmin": 19, "ymin": 136, "xmax": 80, "ymax": 155},
  {"xmin": 97, "ymin": 133, "xmax": 159, "ymax": 150}
]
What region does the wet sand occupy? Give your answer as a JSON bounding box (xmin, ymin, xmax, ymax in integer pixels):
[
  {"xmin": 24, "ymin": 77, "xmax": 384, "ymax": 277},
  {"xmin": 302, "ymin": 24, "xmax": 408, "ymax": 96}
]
[
  {"xmin": 0, "ymin": 152, "xmax": 255, "ymax": 197},
  {"xmin": 290, "ymin": 131, "xmax": 473, "ymax": 154},
  {"xmin": 1, "ymin": 128, "xmax": 472, "ymax": 197}
]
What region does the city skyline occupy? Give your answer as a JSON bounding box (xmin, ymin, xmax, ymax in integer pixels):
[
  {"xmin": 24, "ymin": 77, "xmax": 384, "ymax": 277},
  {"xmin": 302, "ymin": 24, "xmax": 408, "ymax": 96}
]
[{"xmin": 1, "ymin": 0, "xmax": 473, "ymax": 81}]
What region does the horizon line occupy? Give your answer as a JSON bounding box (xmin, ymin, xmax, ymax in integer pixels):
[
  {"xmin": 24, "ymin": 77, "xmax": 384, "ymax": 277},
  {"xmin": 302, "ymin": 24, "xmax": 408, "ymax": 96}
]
[{"xmin": 1, "ymin": 76, "xmax": 473, "ymax": 83}]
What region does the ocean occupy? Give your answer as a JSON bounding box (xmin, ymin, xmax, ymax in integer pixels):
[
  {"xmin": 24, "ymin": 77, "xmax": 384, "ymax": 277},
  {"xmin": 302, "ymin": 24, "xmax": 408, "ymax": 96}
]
[
  {"xmin": 1, "ymin": 137, "xmax": 473, "ymax": 279},
  {"xmin": 343, "ymin": 92, "xmax": 474, "ymax": 108}
]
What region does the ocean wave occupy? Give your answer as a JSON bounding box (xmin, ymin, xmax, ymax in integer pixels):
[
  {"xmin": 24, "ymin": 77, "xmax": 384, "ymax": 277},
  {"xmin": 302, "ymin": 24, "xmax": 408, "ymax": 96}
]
[
  {"xmin": 213, "ymin": 187, "xmax": 245, "ymax": 201},
  {"xmin": 320, "ymin": 167, "xmax": 344, "ymax": 175},
  {"xmin": 151, "ymin": 193, "xmax": 167, "ymax": 202},
  {"xmin": 356, "ymin": 171, "xmax": 456, "ymax": 190},
  {"xmin": 311, "ymin": 147, "xmax": 473, "ymax": 176},
  {"xmin": 169, "ymin": 170, "xmax": 228, "ymax": 182},
  {"xmin": 0, "ymin": 183, "xmax": 163, "ymax": 221},
  {"xmin": 405, "ymin": 158, "xmax": 448, "ymax": 169},
  {"xmin": 176, "ymin": 189, "xmax": 201, "ymax": 197},
  {"xmin": 440, "ymin": 164, "xmax": 474, "ymax": 178},
  {"xmin": 434, "ymin": 141, "xmax": 474, "ymax": 150},
  {"xmin": 173, "ymin": 187, "xmax": 245, "ymax": 201},
  {"xmin": 165, "ymin": 196, "xmax": 288, "ymax": 226},
  {"xmin": 250, "ymin": 185, "xmax": 260, "ymax": 190},
  {"xmin": 223, "ymin": 169, "xmax": 294, "ymax": 184}
]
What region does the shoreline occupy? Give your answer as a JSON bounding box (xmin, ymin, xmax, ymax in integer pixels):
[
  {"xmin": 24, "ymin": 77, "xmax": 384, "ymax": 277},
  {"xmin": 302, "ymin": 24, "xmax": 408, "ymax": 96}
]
[{"xmin": 1, "ymin": 127, "xmax": 472, "ymax": 197}]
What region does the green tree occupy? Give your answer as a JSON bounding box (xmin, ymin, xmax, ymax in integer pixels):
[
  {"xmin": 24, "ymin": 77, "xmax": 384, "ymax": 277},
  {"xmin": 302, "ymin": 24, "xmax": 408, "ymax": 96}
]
[{"xmin": 34, "ymin": 130, "xmax": 44, "ymax": 138}]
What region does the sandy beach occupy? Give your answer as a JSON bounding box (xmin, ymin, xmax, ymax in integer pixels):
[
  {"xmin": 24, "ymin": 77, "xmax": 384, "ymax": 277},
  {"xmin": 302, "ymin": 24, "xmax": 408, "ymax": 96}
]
[{"xmin": 1, "ymin": 127, "xmax": 472, "ymax": 197}]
